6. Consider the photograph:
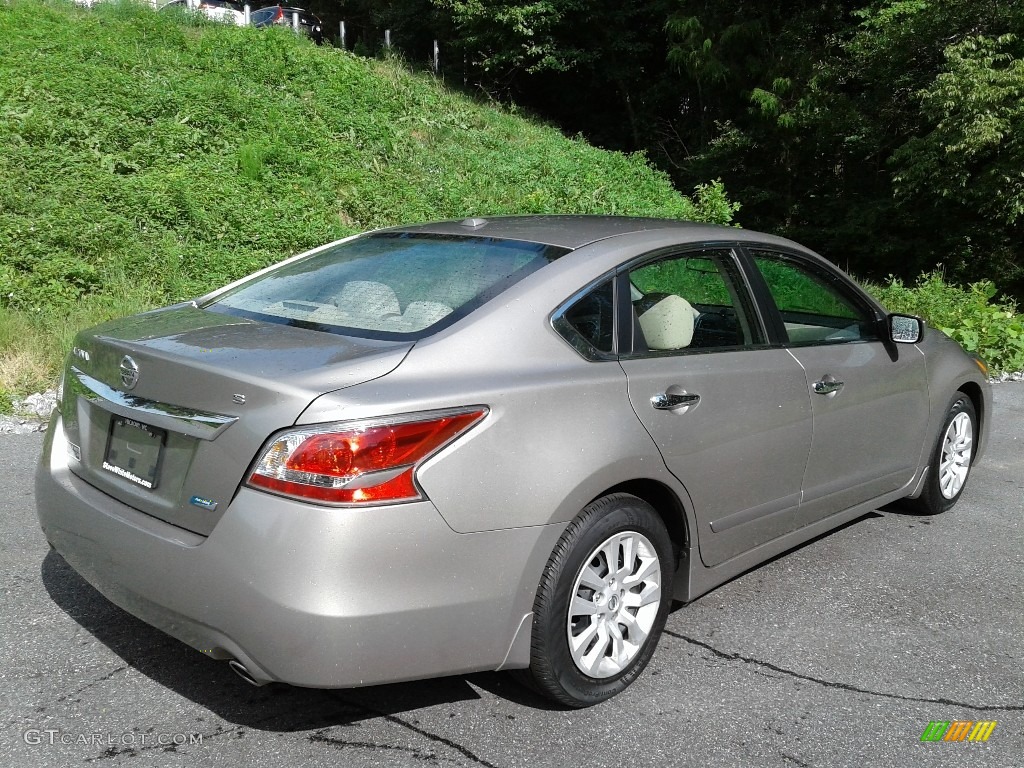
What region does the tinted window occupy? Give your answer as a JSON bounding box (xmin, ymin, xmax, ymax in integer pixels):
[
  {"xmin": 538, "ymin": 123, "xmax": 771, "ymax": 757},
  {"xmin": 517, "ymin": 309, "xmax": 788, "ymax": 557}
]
[
  {"xmin": 250, "ymin": 6, "xmax": 278, "ymax": 23},
  {"xmin": 559, "ymin": 280, "xmax": 615, "ymax": 356},
  {"xmin": 752, "ymin": 252, "xmax": 878, "ymax": 344},
  {"xmin": 207, "ymin": 233, "xmax": 569, "ymax": 339},
  {"xmin": 628, "ymin": 249, "xmax": 763, "ymax": 352}
]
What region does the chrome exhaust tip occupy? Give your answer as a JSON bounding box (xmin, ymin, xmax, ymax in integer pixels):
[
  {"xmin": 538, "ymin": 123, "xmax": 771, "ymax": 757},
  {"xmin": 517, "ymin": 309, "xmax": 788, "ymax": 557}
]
[{"xmin": 228, "ymin": 659, "xmax": 267, "ymax": 687}]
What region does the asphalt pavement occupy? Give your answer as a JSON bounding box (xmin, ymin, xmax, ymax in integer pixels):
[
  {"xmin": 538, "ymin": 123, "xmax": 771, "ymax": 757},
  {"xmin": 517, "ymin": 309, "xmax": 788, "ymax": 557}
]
[{"xmin": 2, "ymin": 387, "xmax": 1022, "ymax": 767}]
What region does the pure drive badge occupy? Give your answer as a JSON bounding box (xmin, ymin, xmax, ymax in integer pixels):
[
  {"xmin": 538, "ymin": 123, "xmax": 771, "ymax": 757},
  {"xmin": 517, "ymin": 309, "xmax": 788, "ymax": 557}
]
[{"xmin": 190, "ymin": 495, "xmax": 218, "ymax": 511}]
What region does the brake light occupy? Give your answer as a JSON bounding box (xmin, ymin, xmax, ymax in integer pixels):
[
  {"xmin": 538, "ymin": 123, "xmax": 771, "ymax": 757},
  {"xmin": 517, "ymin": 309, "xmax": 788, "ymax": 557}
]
[{"xmin": 247, "ymin": 408, "xmax": 487, "ymax": 505}]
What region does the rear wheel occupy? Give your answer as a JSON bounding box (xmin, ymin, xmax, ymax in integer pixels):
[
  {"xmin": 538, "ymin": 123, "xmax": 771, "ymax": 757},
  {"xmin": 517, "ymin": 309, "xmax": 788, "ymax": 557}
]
[
  {"xmin": 912, "ymin": 394, "xmax": 977, "ymax": 514},
  {"xmin": 518, "ymin": 493, "xmax": 673, "ymax": 707}
]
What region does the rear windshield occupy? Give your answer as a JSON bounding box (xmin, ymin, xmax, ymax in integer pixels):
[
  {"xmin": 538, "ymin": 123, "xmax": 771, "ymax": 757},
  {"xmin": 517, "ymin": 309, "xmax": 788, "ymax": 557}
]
[{"xmin": 205, "ymin": 233, "xmax": 569, "ymax": 339}]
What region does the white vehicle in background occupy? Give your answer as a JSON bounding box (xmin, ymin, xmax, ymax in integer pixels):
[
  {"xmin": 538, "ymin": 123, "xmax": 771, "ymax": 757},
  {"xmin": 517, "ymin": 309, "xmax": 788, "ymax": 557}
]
[{"xmin": 160, "ymin": 0, "xmax": 246, "ymax": 26}]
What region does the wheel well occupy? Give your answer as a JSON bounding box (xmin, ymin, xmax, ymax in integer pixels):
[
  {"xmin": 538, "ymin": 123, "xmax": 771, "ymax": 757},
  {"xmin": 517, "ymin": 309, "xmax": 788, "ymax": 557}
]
[
  {"xmin": 958, "ymin": 381, "xmax": 984, "ymax": 443},
  {"xmin": 597, "ymin": 479, "xmax": 689, "ymax": 550}
]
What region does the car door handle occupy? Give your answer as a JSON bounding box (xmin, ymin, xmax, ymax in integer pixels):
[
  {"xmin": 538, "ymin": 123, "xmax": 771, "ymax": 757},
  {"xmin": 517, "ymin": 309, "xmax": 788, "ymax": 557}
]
[
  {"xmin": 651, "ymin": 391, "xmax": 701, "ymax": 411},
  {"xmin": 813, "ymin": 374, "xmax": 844, "ymax": 396}
]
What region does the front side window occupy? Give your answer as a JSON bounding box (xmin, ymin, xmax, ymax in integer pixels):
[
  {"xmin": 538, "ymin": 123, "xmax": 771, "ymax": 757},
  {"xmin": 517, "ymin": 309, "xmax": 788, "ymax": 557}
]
[
  {"xmin": 627, "ymin": 249, "xmax": 763, "ymax": 353},
  {"xmin": 751, "ymin": 251, "xmax": 878, "ymax": 344},
  {"xmin": 207, "ymin": 233, "xmax": 569, "ymax": 339}
]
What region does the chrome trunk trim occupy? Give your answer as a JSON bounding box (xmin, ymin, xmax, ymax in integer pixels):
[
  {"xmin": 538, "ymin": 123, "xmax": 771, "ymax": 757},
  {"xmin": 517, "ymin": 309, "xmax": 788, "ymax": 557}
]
[{"xmin": 66, "ymin": 367, "xmax": 237, "ymax": 440}]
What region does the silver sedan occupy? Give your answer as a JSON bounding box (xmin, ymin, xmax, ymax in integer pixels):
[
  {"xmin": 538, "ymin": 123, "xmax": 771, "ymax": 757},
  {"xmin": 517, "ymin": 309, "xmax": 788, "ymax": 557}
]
[{"xmin": 36, "ymin": 216, "xmax": 990, "ymax": 707}]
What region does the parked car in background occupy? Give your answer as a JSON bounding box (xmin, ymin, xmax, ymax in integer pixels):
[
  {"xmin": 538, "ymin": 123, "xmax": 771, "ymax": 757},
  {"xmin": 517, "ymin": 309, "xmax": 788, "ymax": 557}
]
[
  {"xmin": 160, "ymin": 0, "xmax": 246, "ymax": 26},
  {"xmin": 36, "ymin": 216, "xmax": 990, "ymax": 707},
  {"xmin": 250, "ymin": 5, "xmax": 324, "ymax": 44}
]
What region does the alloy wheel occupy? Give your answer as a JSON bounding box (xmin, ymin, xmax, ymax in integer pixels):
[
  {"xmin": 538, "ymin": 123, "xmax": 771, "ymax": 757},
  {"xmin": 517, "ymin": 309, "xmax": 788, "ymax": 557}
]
[
  {"xmin": 938, "ymin": 412, "xmax": 973, "ymax": 500},
  {"xmin": 566, "ymin": 530, "xmax": 662, "ymax": 678}
]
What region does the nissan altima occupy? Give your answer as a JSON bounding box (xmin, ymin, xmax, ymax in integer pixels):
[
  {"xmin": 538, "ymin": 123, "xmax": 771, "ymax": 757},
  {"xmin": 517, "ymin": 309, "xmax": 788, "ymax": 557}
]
[{"xmin": 36, "ymin": 216, "xmax": 990, "ymax": 707}]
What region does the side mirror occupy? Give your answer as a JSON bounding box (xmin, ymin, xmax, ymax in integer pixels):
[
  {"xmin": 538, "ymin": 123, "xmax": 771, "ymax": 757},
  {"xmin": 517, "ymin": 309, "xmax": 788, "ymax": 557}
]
[{"xmin": 889, "ymin": 314, "xmax": 923, "ymax": 344}]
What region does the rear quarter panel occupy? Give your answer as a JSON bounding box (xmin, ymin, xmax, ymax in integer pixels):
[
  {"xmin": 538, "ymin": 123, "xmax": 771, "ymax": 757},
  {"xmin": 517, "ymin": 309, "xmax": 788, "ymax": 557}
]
[
  {"xmin": 297, "ymin": 307, "xmax": 686, "ymax": 535},
  {"xmin": 296, "ymin": 236, "xmax": 699, "ymax": 535}
]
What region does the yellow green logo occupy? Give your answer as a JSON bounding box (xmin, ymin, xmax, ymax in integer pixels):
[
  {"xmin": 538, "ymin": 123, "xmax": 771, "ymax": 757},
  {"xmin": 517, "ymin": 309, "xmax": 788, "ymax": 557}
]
[{"xmin": 920, "ymin": 721, "xmax": 996, "ymax": 742}]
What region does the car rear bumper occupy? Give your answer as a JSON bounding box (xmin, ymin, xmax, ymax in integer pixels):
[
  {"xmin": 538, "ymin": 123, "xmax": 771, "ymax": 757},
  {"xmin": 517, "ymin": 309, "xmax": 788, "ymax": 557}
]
[{"xmin": 36, "ymin": 415, "xmax": 561, "ymax": 687}]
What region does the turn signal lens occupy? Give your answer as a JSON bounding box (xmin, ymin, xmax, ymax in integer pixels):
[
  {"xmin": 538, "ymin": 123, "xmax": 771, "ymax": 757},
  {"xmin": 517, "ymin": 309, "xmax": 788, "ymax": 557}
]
[{"xmin": 247, "ymin": 408, "xmax": 487, "ymax": 505}]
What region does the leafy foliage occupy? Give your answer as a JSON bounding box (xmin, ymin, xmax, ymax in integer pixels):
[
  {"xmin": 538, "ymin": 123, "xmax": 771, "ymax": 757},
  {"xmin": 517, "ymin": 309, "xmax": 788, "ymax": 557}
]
[
  {"xmin": 867, "ymin": 272, "xmax": 1024, "ymax": 374},
  {"xmin": 893, "ymin": 34, "xmax": 1024, "ymax": 227}
]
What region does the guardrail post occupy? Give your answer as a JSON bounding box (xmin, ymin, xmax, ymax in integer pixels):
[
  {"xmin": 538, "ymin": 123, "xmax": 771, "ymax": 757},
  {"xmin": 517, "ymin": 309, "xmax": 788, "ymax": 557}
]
[
  {"xmin": 385, "ymin": 29, "xmax": 391, "ymax": 49},
  {"xmin": 339, "ymin": 20, "xmax": 346, "ymax": 49},
  {"xmin": 243, "ymin": 4, "xmax": 250, "ymax": 24}
]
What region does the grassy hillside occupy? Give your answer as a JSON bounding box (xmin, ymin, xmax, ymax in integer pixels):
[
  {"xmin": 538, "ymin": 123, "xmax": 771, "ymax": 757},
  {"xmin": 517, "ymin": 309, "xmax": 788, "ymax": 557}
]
[{"xmin": 0, "ymin": 0, "xmax": 737, "ymax": 406}]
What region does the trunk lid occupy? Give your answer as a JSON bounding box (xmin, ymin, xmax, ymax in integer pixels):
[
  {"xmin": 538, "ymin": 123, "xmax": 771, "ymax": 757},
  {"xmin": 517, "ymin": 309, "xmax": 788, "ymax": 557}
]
[{"xmin": 60, "ymin": 305, "xmax": 412, "ymax": 535}]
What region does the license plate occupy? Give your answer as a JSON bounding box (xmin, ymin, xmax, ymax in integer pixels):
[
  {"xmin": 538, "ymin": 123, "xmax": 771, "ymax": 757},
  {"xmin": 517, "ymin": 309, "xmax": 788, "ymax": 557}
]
[{"xmin": 102, "ymin": 417, "xmax": 166, "ymax": 490}]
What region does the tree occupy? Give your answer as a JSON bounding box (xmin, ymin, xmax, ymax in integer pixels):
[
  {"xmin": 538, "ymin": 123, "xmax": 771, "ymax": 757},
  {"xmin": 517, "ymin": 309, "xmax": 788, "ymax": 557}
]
[
  {"xmin": 330, "ymin": 0, "xmax": 1024, "ymax": 297},
  {"xmin": 843, "ymin": 1, "xmax": 1024, "ymax": 291},
  {"xmin": 894, "ymin": 34, "xmax": 1024, "ymax": 228},
  {"xmin": 671, "ymin": 0, "xmax": 1024, "ymax": 294}
]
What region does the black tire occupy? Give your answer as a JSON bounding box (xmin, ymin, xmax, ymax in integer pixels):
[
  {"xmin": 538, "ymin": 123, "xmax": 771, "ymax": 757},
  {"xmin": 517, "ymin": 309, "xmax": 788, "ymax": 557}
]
[
  {"xmin": 911, "ymin": 394, "xmax": 977, "ymax": 515},
  {"xmin": 517, "ymin": 493, "xmax": 673, "ymax": 708}
]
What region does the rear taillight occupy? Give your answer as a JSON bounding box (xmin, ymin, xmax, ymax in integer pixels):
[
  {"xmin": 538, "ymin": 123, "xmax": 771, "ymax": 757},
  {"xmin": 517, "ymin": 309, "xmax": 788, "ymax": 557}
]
[{"xmin": 247, "ymin": 407, "xmax": 487, "ymax": 505}]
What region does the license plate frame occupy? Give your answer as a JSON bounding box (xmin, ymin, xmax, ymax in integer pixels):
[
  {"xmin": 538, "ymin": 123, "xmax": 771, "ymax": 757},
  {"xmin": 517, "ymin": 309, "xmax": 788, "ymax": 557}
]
[{"xmin": 102, "ymin": 416, "xmax": 166, "ymax": 491}]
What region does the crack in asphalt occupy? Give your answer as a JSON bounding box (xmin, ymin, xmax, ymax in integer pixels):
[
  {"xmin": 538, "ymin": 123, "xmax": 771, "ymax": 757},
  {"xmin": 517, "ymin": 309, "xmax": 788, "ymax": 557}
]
[
  {"xmin": 62, "ymin": 665, "xmax": 129, "ymax": 700},
  {"xmin": 781, "ymin": 753, "xmax": 815, "ymax": 767},
  {"xmin": 664, "ymin": 630, "xmax": 1024, "ymax": 712},
  {"xmin": 42, "ymin": 663, "xmax": 495, "ymax": 766},
  {"xmin": 79, "ymin": 682, "xmax": 368, "ymax": 760},
  {"xmin": 330, "ymin": 694, "xmax": 501, "ymax": 768},
  {"xmin": 42, "ymin": 665, "xmax": 130, "ymax": 714},
  {"xmin": 74, "ymin": 703, "xmax": 482, "ymax": 766},
  {"xmin": 83, "ymin": 723, "xmax": 239, "ymax": 762},
  {"xmin": 310, "ymin": 729, "xmax": 454, "ymax": 763}
]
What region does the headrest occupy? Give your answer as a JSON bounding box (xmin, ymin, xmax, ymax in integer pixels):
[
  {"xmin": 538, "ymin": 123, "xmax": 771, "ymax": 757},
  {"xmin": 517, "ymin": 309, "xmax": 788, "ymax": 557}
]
[{"xmin": 638, "ymin": 294, "xmax": 696, "ymax": 350}]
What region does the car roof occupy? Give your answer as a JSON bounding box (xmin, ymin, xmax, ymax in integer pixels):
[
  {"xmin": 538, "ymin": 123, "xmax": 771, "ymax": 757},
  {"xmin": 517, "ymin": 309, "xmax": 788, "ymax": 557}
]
[{"xmin": 378, "ymin": 215, "xmax": 810, "ymax": 252}]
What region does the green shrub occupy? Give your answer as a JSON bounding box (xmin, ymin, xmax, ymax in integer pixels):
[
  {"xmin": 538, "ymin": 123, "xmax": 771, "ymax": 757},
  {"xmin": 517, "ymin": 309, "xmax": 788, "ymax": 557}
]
[{"xmin": 866, "ymin": 271, "xmax": 1024, "ymax": 374}]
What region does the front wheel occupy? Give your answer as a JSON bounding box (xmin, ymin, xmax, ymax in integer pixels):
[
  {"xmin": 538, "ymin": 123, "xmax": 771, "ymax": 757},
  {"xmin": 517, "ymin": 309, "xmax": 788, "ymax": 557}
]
[
  {"xmin": 911, "ymin": 394, "xmax": 977, "ymax": 515},
  {"xmin": 518, "ymin": 493, "xmax": 673, "ymax": 707}
]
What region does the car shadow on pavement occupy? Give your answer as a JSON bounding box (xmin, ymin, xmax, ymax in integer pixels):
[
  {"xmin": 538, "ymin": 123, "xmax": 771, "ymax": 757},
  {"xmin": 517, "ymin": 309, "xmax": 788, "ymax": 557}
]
[
  {"xmin": 665, "ymin": 510, "xmax": 886, "ymax": 612},
  {"xmin": 40, "ymin": 550, "xmax": 560, "ymax": 729},
  {"xmin": 878, "ymin": 498, "xmax": 937, "ymax": 518}
]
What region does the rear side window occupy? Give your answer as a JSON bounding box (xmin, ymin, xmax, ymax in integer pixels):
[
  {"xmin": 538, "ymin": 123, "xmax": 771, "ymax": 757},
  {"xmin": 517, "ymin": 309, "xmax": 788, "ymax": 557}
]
[
  {"xmin": 206, "ymin": 233, "xmax": 569, "ymax": 340},
  {"xmin": 556, "ymin": 280, "xmax": 615, "ymax": 357},
  {"xmin": 628, "ymin": 249, "xmax": 764, "ymax": 352}
]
